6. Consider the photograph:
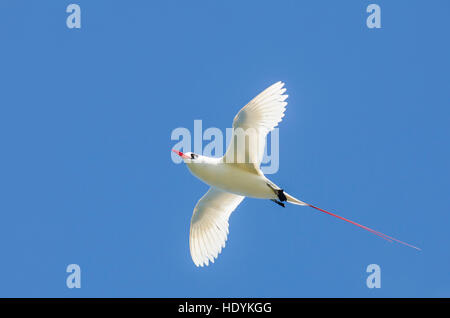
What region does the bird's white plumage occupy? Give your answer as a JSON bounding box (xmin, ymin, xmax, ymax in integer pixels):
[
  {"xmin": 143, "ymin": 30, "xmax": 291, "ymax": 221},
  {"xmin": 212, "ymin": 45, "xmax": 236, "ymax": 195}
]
[
  {"xmin": 189, "ymin": 187, "xmax": 244, "ymax": 267},
  {"xmin": 224, "ymin": 81, "xmax": 288, "ymax": 168},
  {"xmin": 186, "ymin": 81, "xmax": 299, "ymax": 267}
]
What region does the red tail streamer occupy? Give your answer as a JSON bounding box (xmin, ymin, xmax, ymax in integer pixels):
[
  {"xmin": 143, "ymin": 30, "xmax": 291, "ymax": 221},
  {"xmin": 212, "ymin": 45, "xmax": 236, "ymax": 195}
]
[{"xmin": 306, "ymin": 203, "xmax": 421, "ymax": 251}]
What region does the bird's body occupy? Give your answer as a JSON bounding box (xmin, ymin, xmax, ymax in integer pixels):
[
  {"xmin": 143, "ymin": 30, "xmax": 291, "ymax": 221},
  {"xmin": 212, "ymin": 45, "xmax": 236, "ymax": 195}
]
[
  {"xmin": 172, "ymin": 81, "xmax": 420, "ymax": 267},
  {"xmin": 186, "ymin": 158, "xmax": 276, "ymax": 199}
]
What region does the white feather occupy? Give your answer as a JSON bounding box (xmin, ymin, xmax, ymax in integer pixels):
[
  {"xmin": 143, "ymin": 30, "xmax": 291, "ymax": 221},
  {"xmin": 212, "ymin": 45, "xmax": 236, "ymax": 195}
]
[
  {"xmin": 225, "ymin": 81, "xmax": 288, "ymax": 168},
  {"xmin": 189, "ymin": 187, "xmax": 244, "ymax": 267}
]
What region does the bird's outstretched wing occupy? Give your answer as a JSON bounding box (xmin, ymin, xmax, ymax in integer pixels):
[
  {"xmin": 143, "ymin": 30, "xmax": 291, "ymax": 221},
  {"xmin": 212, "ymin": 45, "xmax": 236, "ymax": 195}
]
[
  {"xmin": 224, "ymin": 81, "xmax": 288, "ymax": 170},
  {"xmin": 190, "ymin": 187, "xmax": 244, "ymax": 267}
]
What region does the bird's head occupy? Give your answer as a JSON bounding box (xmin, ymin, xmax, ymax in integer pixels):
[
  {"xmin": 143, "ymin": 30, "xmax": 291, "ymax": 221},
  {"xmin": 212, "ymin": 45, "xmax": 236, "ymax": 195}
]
[{"xmin": 172, "ymin": 149, "xmax": 201, "ymax": 163}]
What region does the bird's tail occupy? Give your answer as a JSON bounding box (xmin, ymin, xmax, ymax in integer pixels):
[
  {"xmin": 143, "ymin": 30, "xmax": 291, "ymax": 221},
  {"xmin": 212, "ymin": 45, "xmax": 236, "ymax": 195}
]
[
  {"xmin": 285, "ymin": 192, "xmax": 421, "ymax": 251},
  {"xmin": 284, "ymin": 192, "xmax": 308, "ymax": 206}
]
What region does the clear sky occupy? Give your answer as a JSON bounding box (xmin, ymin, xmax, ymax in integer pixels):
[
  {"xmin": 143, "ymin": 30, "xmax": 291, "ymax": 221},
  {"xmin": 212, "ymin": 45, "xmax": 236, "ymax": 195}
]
[{"xmin": 0, "ymin": 1, "xmax": 449, "ymax": 297}]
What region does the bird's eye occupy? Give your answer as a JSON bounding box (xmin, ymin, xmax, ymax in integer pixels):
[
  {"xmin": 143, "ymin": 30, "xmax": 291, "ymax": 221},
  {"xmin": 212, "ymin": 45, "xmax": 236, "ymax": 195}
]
[{"xmin": 191, "ymin": 153, "xmax": 198, "ymax": 159}]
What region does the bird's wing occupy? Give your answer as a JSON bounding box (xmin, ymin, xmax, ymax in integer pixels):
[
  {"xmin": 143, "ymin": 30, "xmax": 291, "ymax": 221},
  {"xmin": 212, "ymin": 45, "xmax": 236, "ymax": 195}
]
[
  {"xmin": 224, "ymin": 81, "xmax": 288, "ymax": 170},
  {"xmin": 190, "ymin": 187, "xmax": 245, "ymax": 267}
]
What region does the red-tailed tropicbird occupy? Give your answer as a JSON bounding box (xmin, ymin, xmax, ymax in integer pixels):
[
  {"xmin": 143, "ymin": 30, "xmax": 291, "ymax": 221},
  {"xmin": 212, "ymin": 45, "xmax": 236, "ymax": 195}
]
[{"xmin": 173, "ymin": 81, "xmax": 420, "ymax": 267}]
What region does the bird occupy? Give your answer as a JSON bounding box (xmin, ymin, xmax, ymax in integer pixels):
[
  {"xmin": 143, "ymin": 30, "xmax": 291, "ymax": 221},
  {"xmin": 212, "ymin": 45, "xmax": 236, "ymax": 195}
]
[{"xmin": 172, "ymin": 81, "xmax": 420, "ymax": 267}]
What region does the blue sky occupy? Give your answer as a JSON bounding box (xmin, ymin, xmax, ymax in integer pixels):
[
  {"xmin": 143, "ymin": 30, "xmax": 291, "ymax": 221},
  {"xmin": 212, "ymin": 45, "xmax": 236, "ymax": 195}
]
[{"xmin": 0, "ymin": 1, "xmax": 449, "ymax": 297}]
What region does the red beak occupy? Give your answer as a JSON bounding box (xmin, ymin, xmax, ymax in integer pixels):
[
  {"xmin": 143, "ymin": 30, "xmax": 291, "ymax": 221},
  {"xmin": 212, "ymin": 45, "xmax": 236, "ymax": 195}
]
[{"xmin": 172, "ymin": 149, "xmax": 189, "ymax": 159}]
